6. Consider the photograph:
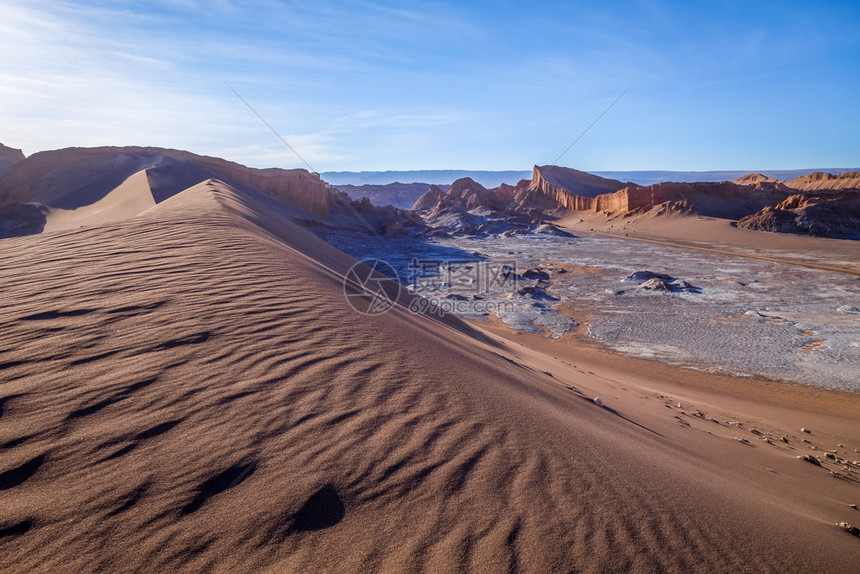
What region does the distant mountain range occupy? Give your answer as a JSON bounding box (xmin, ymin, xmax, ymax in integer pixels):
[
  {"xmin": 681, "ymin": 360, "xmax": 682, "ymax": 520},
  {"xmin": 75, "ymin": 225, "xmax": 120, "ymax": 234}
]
[
  {"xmin": 322, "ymin": 168, "xmax": 860, "ymax": 188},
  {"xmin": 321, "ymin": 170, "xmax": 533, "ymax": 188},
  {"xmin": 326, "ymin": 167, "xmax": 860, "ymax": 210}
]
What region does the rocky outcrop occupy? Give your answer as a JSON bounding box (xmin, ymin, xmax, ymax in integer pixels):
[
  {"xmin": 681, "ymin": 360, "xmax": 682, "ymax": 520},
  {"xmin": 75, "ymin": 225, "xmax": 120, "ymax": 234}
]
[
  {"xmin": 529, "ymin": 178, "xmax": 791, "ymax": 219},
  {"xmin": 523, "ymin": 167, "xmax": 795, "ymax": 219},
  {"xmin": 0, "ymin": 144, "xmax": 25, "ymax": 175},
  {"xmin": 415, "ymin": 177, "xmax": 520, "ymax": 214},
  {"xmin": 437, "ymin": 178, "xmax": 501, "ymax": 211},
  {"xmin": 417, "ymin": 168, "xmax": 795, "ymax": 221},
  {"xmin": 414, "ymin": 177, "xmax": 546, "ymax": 236},
  {"xmin": 0, "ymin": 202, "xmax": 47, "ymax": 238},
  {"xmin": 336, "ymin": 182, "xmax": 435, "ymax": 209},
  {"xmin": 341, "ymin": 196, "xmax": 425, "ymax": 237},
  {"xmin": 621, "ymin": 271, "xmax": 699, "ymax": 294},
  {"xmin": 411, "ymin": 185, "xmax": 446, "ymax": 212},
  {"xmin": 526, "ymin": 165, "xmax": 630, "ymax": 209},
  {"xmin": 733, "ymin": 173, "xmax": 776, "ymax": 185},
  {"xmin": 737, "ymin": 191, "xmax": 860, "ymax": 238},
  {"xmin": 783, "ymin": 171, "xmax": 860, "ymax": 192},
  {"xmin": 530, "ymin": 165, "xmax": 629, "ymax": 199},
  {"xmin": 734, "ymin": 170, "xmax": 860, "ymax": 192},
  {"xmin": 194, "ymin": 157, "xmax": 330, "ymax": 218},
  {"xmin": 612, "ymin": 182, "xmax": 793, "ymax": 219}
]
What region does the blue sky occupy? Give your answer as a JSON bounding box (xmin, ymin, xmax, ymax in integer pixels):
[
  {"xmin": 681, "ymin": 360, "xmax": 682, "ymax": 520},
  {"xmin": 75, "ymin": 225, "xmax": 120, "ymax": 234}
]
[{"xmin": 1, "ymin": 0, "xmax": 858, "ymax": 171}]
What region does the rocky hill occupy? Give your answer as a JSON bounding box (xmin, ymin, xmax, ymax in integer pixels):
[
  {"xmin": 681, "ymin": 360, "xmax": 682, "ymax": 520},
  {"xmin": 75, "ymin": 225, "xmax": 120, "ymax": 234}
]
[
  {"xmin": 334, "ymin": 182, "xmax": 434, "ymax": 209},
  {"xmin": 782, "ymin": 171, "xmax": 860, "ymax": 191},
  {"xmin": 606, "ymin": 181, "xmax": 793, "ymax": 219},
  {"xmin": 512, "ymin": 167, "xmax": 789, "ymax": 219},
  {"xmin": 515, "ymin": 166, "xmax": 793, "ymax": 219},
  {"xmin": 408, "ymin": 164, "xmax": 860, "ymax": 240},
  {"xmin": 528, "ymin": 165, "xmax": 631, "ymax": 203},
  {"xmin": 732, "ymin": 173, "xmax": 778, "ymax": 185},
  {"xmin": 410, "ymin": 185, "xmax": 446, "ymax": 212},
  {"xmin": 413, "ymin": 166, "xmax": 630, "ymax": 215},
  {"xmin": 0, "ymin": 143, "xmax": 25, "ymax": 175},
  {"xmin": 737, "ymin": 190, "xmax": 860, "ymax": 237}
]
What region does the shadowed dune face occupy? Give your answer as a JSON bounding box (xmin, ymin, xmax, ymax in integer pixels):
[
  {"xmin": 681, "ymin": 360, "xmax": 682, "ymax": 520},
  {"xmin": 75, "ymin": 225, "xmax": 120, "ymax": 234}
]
[{"xmin": 0, "ymin": 180, "xmax": 855, "ymax": 573}]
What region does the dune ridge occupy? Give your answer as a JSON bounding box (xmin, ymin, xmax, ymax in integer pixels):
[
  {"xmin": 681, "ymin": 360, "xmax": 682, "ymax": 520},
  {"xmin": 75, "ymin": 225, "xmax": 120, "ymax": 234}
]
[
  {"xmin": 0, "ymin": 146, "xmax": 331, "ymax": 225},
  {"xmin": 41, "ymin": 169, "xmax": 156, "ymax": 233}
]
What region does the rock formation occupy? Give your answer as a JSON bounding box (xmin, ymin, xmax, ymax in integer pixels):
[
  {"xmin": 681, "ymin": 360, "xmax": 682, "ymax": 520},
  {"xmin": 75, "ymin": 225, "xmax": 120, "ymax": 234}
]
[
  {"xmin": 0, "ymin": 143, "xmax": 25, "ymax": 175},
  {"xmin": 528, "ymin": 165, "xmax": 631, "ymax": 201},
  {"xmin": 341, "ymin": 196, "xmax": 425, "ymax": 237},
  {"xmin": 783, "ymin": 171, "xmax": 860, "ymax": 192},
  {"xmin": 513, "ymin": 167, "xmax": 798, "ymax": 219},
  {"xmin": 335, "ymin": 182, "xmax": 436, "ymax": 209},
  {"xmin": 0, "ymin": 202, "xmax": 47, "ymax": 238},
  {"xmin": 413, "ymin": 177, "xmax": 542, "ymax": 235},
  {"xmin": 733, "ymin": 173, "xmax": 777, "ymax": 186},
  {"xmin": 737, "ymin": 190, "xmax": 860, "ymax": 238},
  {"xmin": 411, "ymin": 185, "xmax": 446, "ymax": 212}
]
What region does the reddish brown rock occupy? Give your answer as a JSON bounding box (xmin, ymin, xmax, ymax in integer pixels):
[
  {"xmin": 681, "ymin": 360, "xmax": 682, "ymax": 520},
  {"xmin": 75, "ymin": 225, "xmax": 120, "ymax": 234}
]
[
  {"xmin": 784, "ymin": 171, "xmax": 860, "ymax": 192},
  {"xmin": 737, "ymin": 191, "xmax": 860, "ymax": 238}
]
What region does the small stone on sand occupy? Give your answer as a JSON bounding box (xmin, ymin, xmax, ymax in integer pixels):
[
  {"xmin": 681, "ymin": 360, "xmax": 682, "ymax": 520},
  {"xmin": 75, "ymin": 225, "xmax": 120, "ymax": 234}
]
[{"xmin": 797, "ymin": 454, "xmax": 821, "ymax": 467}]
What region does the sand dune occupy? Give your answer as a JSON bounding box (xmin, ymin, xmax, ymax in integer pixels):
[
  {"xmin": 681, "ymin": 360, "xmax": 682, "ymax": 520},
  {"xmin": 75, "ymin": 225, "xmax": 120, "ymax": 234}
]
[
  {"xmin": 0, "ymin": 146, "xmax": 331, "ymax": 226},
  {"xmin": 42, "ymin": 169, "xmax": 156, "ymax": 233},
  {"xmin": 1, "ymin": 179, "xmax": 859, "ymax": 573}
]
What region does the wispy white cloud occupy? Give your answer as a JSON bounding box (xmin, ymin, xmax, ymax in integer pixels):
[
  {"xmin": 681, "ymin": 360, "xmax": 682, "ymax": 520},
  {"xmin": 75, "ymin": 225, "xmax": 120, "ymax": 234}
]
[
  {"xmin": 0, "ymin": 0, "xmax": 477, "ymax": 168},
  {"xmin": 0, "ymin": 1, "xmax": 310, "ymax": 165},
  {"xmin": 342, "ymin": 108, "xmax": 464, "ymax": 130}
]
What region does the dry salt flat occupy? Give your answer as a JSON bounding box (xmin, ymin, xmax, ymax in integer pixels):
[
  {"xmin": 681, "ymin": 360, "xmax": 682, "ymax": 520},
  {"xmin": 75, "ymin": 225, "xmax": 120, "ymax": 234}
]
[{"xmin": 325, "ymin": 230, "xmax": 860, "ymax": 392}]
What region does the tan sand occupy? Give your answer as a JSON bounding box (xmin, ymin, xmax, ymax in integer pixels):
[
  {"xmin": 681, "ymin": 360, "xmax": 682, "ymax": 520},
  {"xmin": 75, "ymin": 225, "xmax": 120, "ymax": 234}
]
[
  {"xmin": 1, "ymin": 179, "xmax": 859, "ymax": 573},
  {"xmin": 41, "ymin": 169, "xmax": 156, "ymax": 234}
]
